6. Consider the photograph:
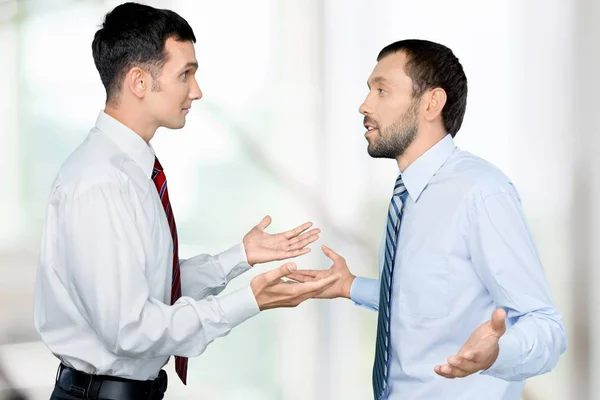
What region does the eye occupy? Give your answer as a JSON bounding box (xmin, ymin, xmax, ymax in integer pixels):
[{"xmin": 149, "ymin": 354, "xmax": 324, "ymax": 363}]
[
  {"xmin": 378, "ymin": 88, "xmax": 386, "ymax": 95},
  {"xmin": 181, "ymin": 71, "xmax": 188, "ymax": 81}
]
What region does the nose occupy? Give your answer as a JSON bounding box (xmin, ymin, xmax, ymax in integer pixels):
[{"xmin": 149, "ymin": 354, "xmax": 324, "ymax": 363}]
[
  {"xmin": 189, "ymin": 77, "xmax": 203, "ymax": 101},
  {"xmin": 359, "ymin": 94, "xmax": 372, "ymax": 116}
]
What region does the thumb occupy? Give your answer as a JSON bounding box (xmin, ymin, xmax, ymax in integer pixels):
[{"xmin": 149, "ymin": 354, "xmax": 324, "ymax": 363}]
[
  {"xmin": 490, "ymin": 308, "xmax": 507, "ymax": 336},
  {"xmin": 263, "ymin": 262, "xmax": 297, "ymax": 282},
  {"xmin": 322, "ymin": 245, "xmax": 341, "ymax": 261},
  {"xmin": 257, "ymin": 215, "xmax": 272, "ymax": 231}
]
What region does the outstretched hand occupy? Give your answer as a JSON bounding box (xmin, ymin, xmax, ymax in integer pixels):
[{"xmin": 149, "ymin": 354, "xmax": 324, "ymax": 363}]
[
  {"xmin": 434, "ymin": 308, "xmax": 507, "ymax": 378},
  {"xmin": 286, "ymin": 245, "xmax": 356, "ymax": 299},
  {"xmin": 243, "ymin": 216, "xmax": 320, "ymax": 266},
  {"xmin": 250, "ymin": 262, "xmax": 341, "ymax": 310}
]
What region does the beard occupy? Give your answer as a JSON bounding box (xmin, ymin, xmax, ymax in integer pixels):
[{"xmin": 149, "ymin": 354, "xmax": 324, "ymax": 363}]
[{"xmin": 367, "ymin": 98, "xmax": 420, "ymax": 159}]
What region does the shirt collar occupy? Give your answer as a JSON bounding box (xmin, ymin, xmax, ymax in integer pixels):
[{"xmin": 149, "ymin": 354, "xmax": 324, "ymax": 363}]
[
  {"xmin": 94, "ymin": 111, "xmax": 156, "ymax": 179},
  {"xmin": 401, "ymin": 134, "xmax": 456, "ymax": 202}
]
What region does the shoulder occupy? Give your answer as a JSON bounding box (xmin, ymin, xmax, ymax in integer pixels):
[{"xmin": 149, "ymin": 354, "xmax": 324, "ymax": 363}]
[
  {"xmin": 50, "ymin": 130, "xmax": 146, "ymax": 204},
  {"xmin": 443, "ymin": 149, "xmax": 518, "ymax": 200}
]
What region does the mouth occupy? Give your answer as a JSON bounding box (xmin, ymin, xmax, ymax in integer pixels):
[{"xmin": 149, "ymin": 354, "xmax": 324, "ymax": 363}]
[
  {"xmin": 364, "ymin": 124, "xmax": 378, "ymax": 137},
  {"xmin": 363, "ymin": 116, "xmax": 379, "ymax": 137}
]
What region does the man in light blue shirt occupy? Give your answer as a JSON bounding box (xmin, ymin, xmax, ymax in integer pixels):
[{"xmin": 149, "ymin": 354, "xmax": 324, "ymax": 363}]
[{"xmin": 289, "ymin": 39, "xmax": 567, "ymax": 399}]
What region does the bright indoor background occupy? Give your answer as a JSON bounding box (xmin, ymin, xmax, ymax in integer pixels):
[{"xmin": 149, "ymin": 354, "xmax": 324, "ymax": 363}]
[{"xmin": 0, "ymin": 0, "xmax": 598, "ymax": 399}]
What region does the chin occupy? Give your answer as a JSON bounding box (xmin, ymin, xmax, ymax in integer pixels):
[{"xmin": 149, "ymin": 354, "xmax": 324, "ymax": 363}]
[
  {"xmin": 366, "ymin": 139, "xmax": 380, "ymax": 157},
  {"xmin": 164, "ymin": 119, "xmax": 186, "ymax": 130},
  {"xmin": 367, "ymin": 143, "xmax": 396, "ymax": 159}
]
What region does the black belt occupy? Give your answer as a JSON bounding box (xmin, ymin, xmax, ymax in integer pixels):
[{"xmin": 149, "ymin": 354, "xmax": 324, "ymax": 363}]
[{"xmin": 55, "ymin": 364, "xmax": 168, "ymax": 400}]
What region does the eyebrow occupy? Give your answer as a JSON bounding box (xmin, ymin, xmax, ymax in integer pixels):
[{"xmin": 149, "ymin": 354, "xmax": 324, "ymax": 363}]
[
  {"xmin": 179, "ymin": 62, "xmax": 199, "ymax": 73},
  {"xmin": 367, "ymin": 76, "xmax": 388, "ymax": 89}
]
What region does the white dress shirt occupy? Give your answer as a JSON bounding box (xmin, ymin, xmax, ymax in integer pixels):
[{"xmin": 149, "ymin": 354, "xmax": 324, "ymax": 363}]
[
  {"xmin": 351, "ymin": 134, "xmax": 566, "ymax": 400},
  {"xmin": 34, "ymin": 111, "xmax": 260, "ymax": 381}
]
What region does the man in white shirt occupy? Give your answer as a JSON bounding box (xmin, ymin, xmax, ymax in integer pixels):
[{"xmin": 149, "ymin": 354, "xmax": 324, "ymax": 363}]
[{"xmin": 34, "ymin": 3, "xmax": 340, "ymax": 399}]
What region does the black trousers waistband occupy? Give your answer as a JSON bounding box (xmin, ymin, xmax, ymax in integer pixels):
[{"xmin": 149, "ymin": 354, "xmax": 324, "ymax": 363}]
[{"xmin": 54, "ymin": 364, "xmax": 167, "ymax": 400}]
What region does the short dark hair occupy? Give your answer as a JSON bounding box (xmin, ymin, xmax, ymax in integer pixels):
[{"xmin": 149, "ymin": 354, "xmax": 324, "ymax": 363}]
[
  {"xmin": 92, "ymin": 2, "xmax": 196, "ymax": 103},
  {"xmin": 377, "ymin": 39, "xmax": 468, "ymax": 137}
]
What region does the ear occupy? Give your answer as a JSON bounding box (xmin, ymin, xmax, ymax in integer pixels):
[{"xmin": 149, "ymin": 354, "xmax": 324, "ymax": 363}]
[
  {"xmin": 124, "ymin": 67, "xmax": 147, "ymax": 99},
  {"xmin": 423, "ymin": 87, "xmax": 447, "ymax": 123}
]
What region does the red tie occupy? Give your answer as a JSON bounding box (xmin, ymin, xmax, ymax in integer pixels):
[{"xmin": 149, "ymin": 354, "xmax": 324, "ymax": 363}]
[{"xmin": 152, "ymin": 157, "xmax": 188, "ymax": 385}]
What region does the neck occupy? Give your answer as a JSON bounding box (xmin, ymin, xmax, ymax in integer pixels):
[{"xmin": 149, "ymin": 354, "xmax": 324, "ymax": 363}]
[
  {"xmin": 396, "ymin": 127, "xmax": 447, "ymax": 172},
  {"xmin": 104, "ymin": 103, "xmax": 157, "ymax": 143}
]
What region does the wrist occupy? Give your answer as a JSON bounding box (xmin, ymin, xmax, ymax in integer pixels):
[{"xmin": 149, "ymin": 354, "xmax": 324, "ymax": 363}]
[
  {"xmin": 341, "ymin": 275, "xmax": 356, "ymax": 299},
  {"xmin": 250, "ymin": 277, "xmax": 262, "ymax": 308},
  {"xmin": 482, "ymin": 344, "xmax": 501, "ymax": 371},
  {"xmin": 242, "ymin": 239, "xmax": 255, "ymax": 266}
]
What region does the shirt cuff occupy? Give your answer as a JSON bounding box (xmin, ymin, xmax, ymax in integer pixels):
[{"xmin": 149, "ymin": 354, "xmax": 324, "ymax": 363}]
[
  {"xmin": 218, "ymin": 285, "xmax": 260, "ymax": 327},
  {"xmin": 480, "ymin": 331, "xmax": 521, "ymax": 377},
  {"xmin": 215, "ymin": 243, "xmax": 251, "ymax": 278},
  {"xmin": 350, "ymin": 277, "xmax": 379, "ymax": 311}
]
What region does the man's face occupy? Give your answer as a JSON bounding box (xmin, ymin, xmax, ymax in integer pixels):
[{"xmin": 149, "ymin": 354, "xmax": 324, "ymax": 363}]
[
  {"xmin": 359, "ymin": 51, "xmax": 421, "ymax": 159},
  {"xmin": 145, "ymin": 37, "xmax": 202, "ymax": 130}
]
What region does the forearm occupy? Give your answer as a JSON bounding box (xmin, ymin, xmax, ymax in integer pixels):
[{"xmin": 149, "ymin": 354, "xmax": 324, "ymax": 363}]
[
  {"xmin": 471, "ymin": 191, "xmax": 567, "ymax": 379},
  {"xmin": 100, "ymin": 286, "xmax": 259, "ymax": 358},
  {"xmin": 482, "ymin": 309, "xmax": 567, "ymax": 380},
  {"xmin": 180, "ymin": 243, "xmax": 251, "ymax": 300}
]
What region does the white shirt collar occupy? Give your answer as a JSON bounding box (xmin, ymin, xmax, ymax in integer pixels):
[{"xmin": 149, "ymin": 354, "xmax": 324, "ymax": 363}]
[{"xmin": 94, "ymin": 111, "xmax": 156, "ymax": 179}]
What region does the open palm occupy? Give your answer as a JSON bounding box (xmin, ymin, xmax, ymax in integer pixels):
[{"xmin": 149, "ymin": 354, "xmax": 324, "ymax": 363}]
[
  {"xmin": 435, "ymin": 308, "xmax": 507, "ymax": 378},
  {"xmin": 286, "ymin": 245, "xmax": 356, "ymax": 299},
  {"xmin": 243, "ymin": 216, "xmax": 321, "ymax": 266}
]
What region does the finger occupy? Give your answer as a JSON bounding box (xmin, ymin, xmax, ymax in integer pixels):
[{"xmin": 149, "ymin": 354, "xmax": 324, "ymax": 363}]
[
  {"xmin": 434, "ymin": 365, "xmax": 455, "ymax": 379},
  {"xmin": 286, "ymin": 273, "xmax": 317, "ymax": 283},
  {"xmin": 301, "ymin": 273, "xmax": 340, "ymax": 293},
  {"xmin": 257, "ymin": 215, "xmax": 272, "ymax": 231},
  {"xmin": 283, "ymin": 222, "xmax": 313, "ymax": 239},
  {"xmin": 285, "ymin": 277, "xmax": 306, "ymax": 283},
  {"xmin": 288, "ymin": 228, "xmax": 321, "ymax": 247},
  {"xmin": 434, "ymin": 364, "xmax": 469, "ymax": 378},
  {"xmin": 456, "ymin": 347, "xmax": 484, "ymax": 366},
  {"xmin": 290, "ymin": 228, "xmax": 321, "ymax": 241},
  {"xmin": 447, "ymin": 355, "xmax": 479, "ymax": 374},
  {"xmin": 491, "ymin": 308, "xmax": 507, "ymax": 335},
  {"xmin": 321, "ymin": 245, "xmax": 342, "ymax": 262},
  {"xmin": 288, "ymin": 232, "xmax": 320, "ymax": 251},
  {"xmin": 283, "ymin": 248, "xmax": 312, "ymax": 259},
  {"xmin": 262, "ymin": 262, "xmax": 298, "ymax": 282},
  {"xmin": 287, "ymin": 270, "xmax": 320, "ymax": 278}
]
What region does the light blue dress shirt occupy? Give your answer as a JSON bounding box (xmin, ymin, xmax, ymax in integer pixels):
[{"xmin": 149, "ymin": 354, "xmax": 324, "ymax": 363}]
[{"xmin": 351, "ymin": 134, "xmax": 567, "ymax": 400}]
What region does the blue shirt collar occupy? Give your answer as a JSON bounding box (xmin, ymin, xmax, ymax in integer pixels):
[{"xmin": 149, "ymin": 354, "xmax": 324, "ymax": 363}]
[{"xmin": 401, "ymin": 134, "xmax": 456, "ymax": 202}]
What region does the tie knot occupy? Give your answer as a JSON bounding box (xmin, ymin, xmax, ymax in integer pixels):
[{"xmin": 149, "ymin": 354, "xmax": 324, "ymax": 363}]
[
  {"xmin": 152, "ymin": 157, "xmax": 164, "ymax": 180},
  {"xmin": 393, "ymin": 174, "xmax": 406, "ymax": 197},
  {"xmin": 154, "ymin": 157, "xmax": 163, "ymax": 171}
]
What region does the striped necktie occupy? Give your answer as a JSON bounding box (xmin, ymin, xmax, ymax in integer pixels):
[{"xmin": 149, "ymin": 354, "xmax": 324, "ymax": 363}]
[
  {"xmin": 373, "ymin": 174, "xmax": 407, "ymax": 399},
  {"xmin": 152, "ymin": 157, "xmax": 188, "ymax": 385}
]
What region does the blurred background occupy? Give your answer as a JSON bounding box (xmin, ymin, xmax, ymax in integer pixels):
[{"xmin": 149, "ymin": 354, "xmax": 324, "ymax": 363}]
[{"xmin": 0, "ymin": 0, "xmax": 596, "ymax": 399}]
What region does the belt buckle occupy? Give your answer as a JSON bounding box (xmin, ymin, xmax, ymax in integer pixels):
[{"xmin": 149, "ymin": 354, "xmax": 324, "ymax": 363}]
[{"xmin": 57, "ymin": 364, "xmax": 93, "ymax": 398}]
